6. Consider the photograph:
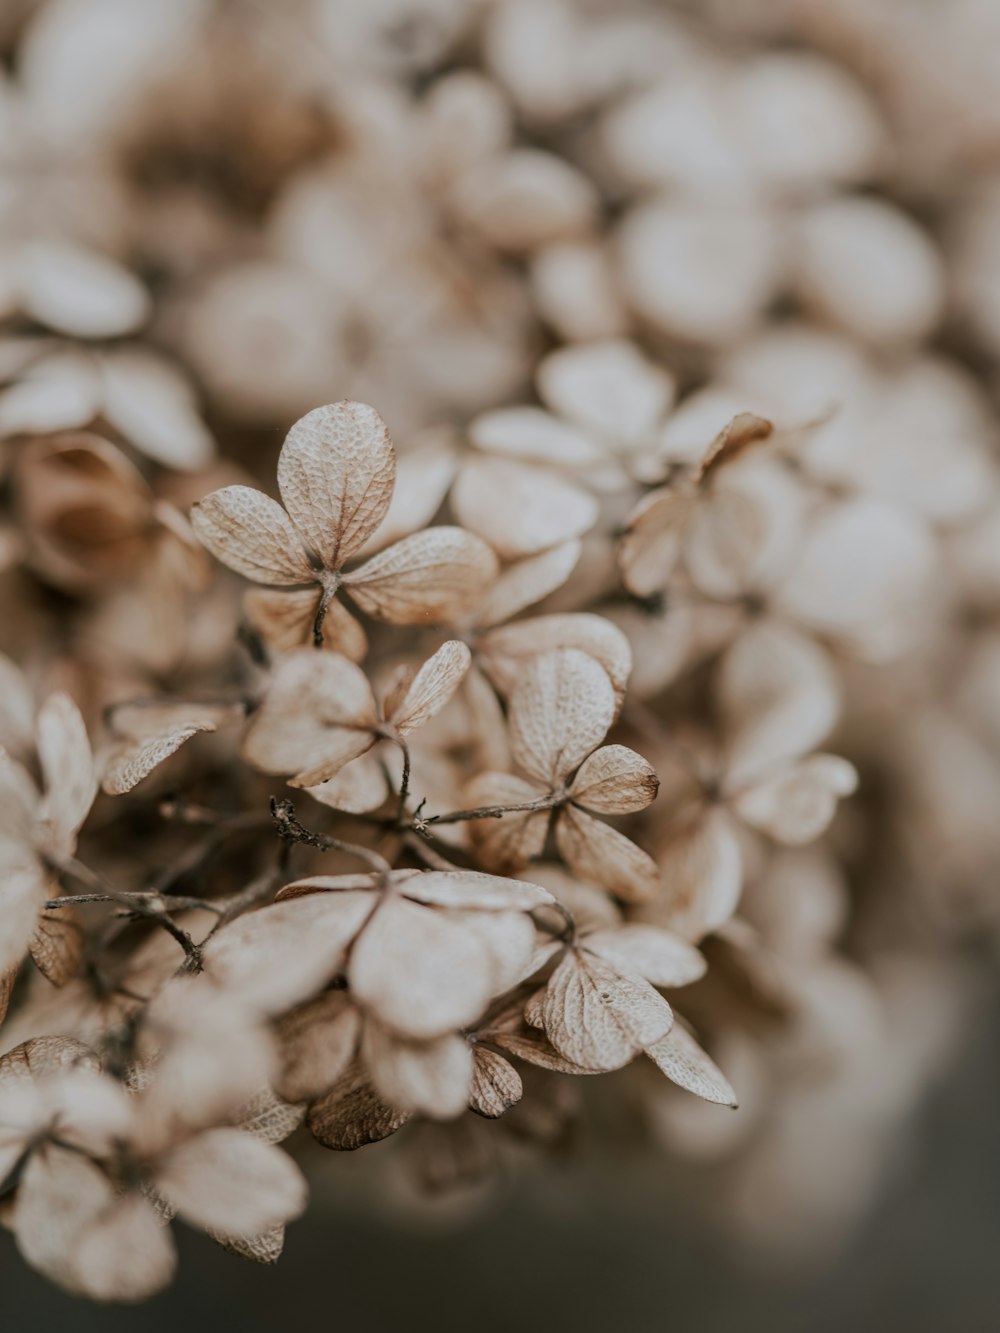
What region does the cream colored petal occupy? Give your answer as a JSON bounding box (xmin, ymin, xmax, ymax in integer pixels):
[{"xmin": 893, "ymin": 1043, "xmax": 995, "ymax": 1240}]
[
  {"xmin": 191, "ymin": 486, "xmax": 315, "ymax": 586},
  {"xmin": 477, "ymin": 613, "xmax": 632, "ymax": 713},
  {"xmin": 362, "ymin": 1023, "xmax": 473, "ymax": 1119},
  {"xmin": 242, "ymin": 650, "xmax": 378, "ymax": 784},
  {"xmin": 355, "ymin": 434, "xmax": 459, "ymax": 557},
  {"xmin": 482, "ymin": 1003, "xmax": 604, "ymax": 1075},
  {"xmin": 508, "ymin": 648, "xmax": 615, "ymax": 788},
  {"xmin": 157, "ymin": 1129, "xmax": 307, "ymax": 1236},
  {"xmin": 534, "ymin": 948, "xmax": 673, "ymax": 1072},
  {"xmin": 583, "ymin": 925, "xmax": 705, "ymax": 989},
  {"xmin": 402, "ymin": 870, "xmax": 554, "ymax": 912},
  {"xmin": 731, "ymin": 754, "xmax": 858, "ymax": 845},
  {"xmin": 19, "ymin": 242, "xmax": 150, "ymax": 339},
  {"xmin": 569, "ymin": 744, "xmax": 659, "ymax": 814},
  {"xmin": 349, "ymin": 896, "xmax": 498, "ymax": 1040},
  {"xmin": 471, "ymin": 540, "xmax": 582, "ymax": 631},
  {"xmin": 277, "ymin": 401, "xmax": 395, "ymax": 569},
  {"xmin": 390, "ymin": 641, "xmax": 471, "ymax": 736},
  {"xmin": 645, "ymin": 1023, "xmax": 738, "ymax": 1106},
  {"xmin": 306, "ymin": 1058, "xmax": 410, "ymax": 1151},
  {"xmin": 0, "ymin": 842, "xmax": 49, "ymax": 975},
  {"xmin": 469, "ymin": 406, "xmax": 605, "ymax": 468},
  {"xmin": 235, "ymin": 1089, "xmax": 307, "ymax": 1145},
  {"xmin": 69, "ymin": 1192, "xmax": 176, "ymax": 1302},
  {"xmin": 653, "ymin": 806, "xmax": 742, "ymax": 941},
  {"xmin": 36, "ymin": 692, "xmax": 96, "ymax": 852},
  {"xmin": 464, "ymin": 771, "xmax": 552, "ymax": 874},
  {"xmin": 101, "ymin": 350, "xmax": 214, "ymax": 472},
  {"xmin": 343, "ymin": 528, "xmax": 498, "ymax": 625},
  {"xmin": 305, "ymin": 752, "xmax": 389, "ymax": 815},
  {"xmin": 467, "ymin": 1047, "xmax": 523, "ymax": 1119},
  {"xmin": 718, "ymin": 621, "xmax": 840, "ymax": 786},
  {"xmin": 537, "ymin": 339, "xmax": 674, "ymax": 443},
  {"xmin": 555, "ymin": 805, "xmax": 660, "ymax": 903},
  {"xmin": 619, "ymin": 486, "xmax": 687, "ymax": 598},
  {"xmin": 201, "ymin": 891, "xmax": 375, "ymax": 1015},
  {"xmin": 452, "ymin": 455, "xmax": 598, "ymax": 559},
  {"xmin": 275, "ymin": 992, "xmax": 362, "ymax": 1103}
]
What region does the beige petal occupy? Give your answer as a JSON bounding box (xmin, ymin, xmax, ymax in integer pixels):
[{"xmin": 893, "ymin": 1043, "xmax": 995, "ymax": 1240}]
[
  {"xmin": 202, "ymin": 891, "xmax": 375, "ymax": 1015},
  {"xmin": 509, "ymin": 648, "xmax": 615, "ymax": 788},
  {"xmin": 349, "ymin": 896, "xmax": 498, "ymax": 1039},
  {"xmin": 682, "ymin": 485, "xmax": 770, "ymax": 601},
  {"xmin": 307, "ymin": 1058, "xmax": 411, "ymax": 1151},
  {"xmin": 36, "ymin": 692, "xmax": 96, "ymax": 852},
  {"xmin": 452, "ymin": 455, "xmax": 598, "ymax": 559},
  {"xmin": 464, "ymin": 771, "xmax": 552, "ymax": 874},
  {"xmin": 719, "ymin": 620, "xmax": 840, "ymax": 787},
  {"xmin": 468, "ymin": 1047, "xmax": 523, "ymax": 1118},
  {"xmin": 0, "ymin": 651, "xmax": 35, "ymax": 757},
  {"xmin": 101, "ymin": 350, "xmax": 214, "ymax": 472},
  {"xmin": 277, "ymin": 401, "xmax": 395, "ymax": 569},
  {"xmin": 106, "ymin": 698, "xmax": 243, "ymax": 743},
  {"xmin": 343, "ymin": 527, "xmax": 498, "ymax": 624},
  {"xmin": 469, "ymin": 406, "xmax": 605, "ymax": 468},
  {"xmin": 402, "ymin": 870, "xmax": 554, "ymax": 912},
  {"xmin": 619, "ymin": 486, "xmax": 687, "ymax": 598},
  {"xmin": 242, "ymin": 650, "xmax": 378, "ymax": 785},
  {"xmin": 390, "ymin": 641, "xmax": 471, "ymax": 736},
  {"xmin": 538, "ymin": 340, "xmax": 674, "ymax": 443},
  {"xmin": 191, "ymin": 486, "xmax": 314, "ymax": 586},
  {"xmin": 243, "ymin": 587, "xmax": 369, "ymax": 660},
  {"xmin": 731, "ymin": 754, "xmax": 858, "ymax": 845},
  {"xmin": 555, "ymin": 805, "xmax": 660, "ymax": 903},
  {"xmin": 305, "ymin": 752, "xmax": 389, "ymax": 815},
  {"xmin": 29, "ymin": 909, "xmax": 83, "ymax": 985},
  {"xmin": 451, "ymin": 909, "xmax": 539, "ymax": 995},
  {"xmin": 275, "ymin": 992, "xmax": 362, "ymax": 1103},
  {"xmin": 0, "ymin": 1036, "xmax": 101, "ymax": 1087},
  {"xmin": 645, "ymin": 1023, "xmax": 738, "ymax": 1106},
  {"xmin": 362, "ymin": 1024, "xmax": 473, "ymax": 1119},
  {"xmin": 477, "ymin": 613, "xmax": 632, "ymax": 712},
  {"xmin": 157, "ymin": 1128, "xmax": 307, "ymax": 1236},
  {"xmin": 0, "ymin": 842, "xmax": 50, "ymax": 975},
  {"xmin": 471, "ymin": 540, "xmax": 582, "ymax": 631},
  {"xmin": 19, "ymin": 242, "xmax": 150, "ymax": 338},
  {"xmin": 583, "ymin": 925, "xmax": 706, "ymax": 989},
  {"xmin": 355, "ymin": 434, "xmax": 458, "ymax": 557},
  {"xmin": 534, "ymin": 949, "xmax": 673, "ymax": 1071},
  {"xmin": 569, "ymin": 744, "xmax": 659, "ymax": 814},
  {"xmin": 15, "ymin": 1148, "xmax": 174, "ymax": 1301},
  {"xmin": 482, "ymin": 1002, "xmax": 604, "ymax": 1074},
  {"xmin": 207, "ymin": 1225, "xmax": 285, "ymax": 1265},
  {"xmin": 654, "ymin": 806, "xmax": 742, "ymax": 941},
  {"xmin": 235, "ymin": 1089, "xmax": 307, "ymax": 1145}
]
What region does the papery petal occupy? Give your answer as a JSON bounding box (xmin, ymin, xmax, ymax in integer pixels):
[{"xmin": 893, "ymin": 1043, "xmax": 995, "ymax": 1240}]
[
  {"xmin": 362, "ymin": 1024, "xmax": 473, "ymax": 1119},
  {"xmin": 343, "ymin": 528, "xmax": 498, "ymax": 624},
  {"xmin": 191, "ymin": 486, "xmax": 314, "ymax": 586},
  {"xmin": 452, "ymin": 456, "xmax": 598, "ymax": 559},
  {"xmin": 569, "ymin": 744, "xmax": 659, "ymax": 814},
  {"xmin": 390, "ymin": 641, "xmax": 471, "ymax": 736},
  {"xmin": 508, "ymin": 648, "xmax": 615, "ymax": 788},
  {"xmin": 731, "ymin": 754, "xmax": 858, "ymax": 845},
  {"xmin": 645, "ymin": 1022, "xmax": 738, "ymax": 1106},
  {"xmin": 555, "ymin": 805, "xmax": 660, "ymax": 903},
  {"xmin": 156, "ymin": 1129, "xmax": 307, "ymax": 1236}
]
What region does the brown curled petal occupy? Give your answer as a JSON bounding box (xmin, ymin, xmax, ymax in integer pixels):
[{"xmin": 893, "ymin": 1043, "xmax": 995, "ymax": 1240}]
[
  {"xmin": 537, "ymin": 949, "xmax": 673, "ymax": 1072},
  {"xmin": 390, "ymin": 641, "xmax": 471, "ymax": 736},
  {"xmin": 569, "ymin": 744, "xmax": 659, "ymax": 814},
  {"xmin": 555, "ymin": 805, "xmax": 660, "ymax": 903},
  {"xmin": 276, "ymin": 401, "xmax": 396, "ymax": 569},
  {"xmin": 469, "ymin": 1047, "xmax": 523, "ymax": 1118},
  {"xmin": 101, "ymin": 725, "xmax": 206, "ymax": 795},
  {"xmin": 696, "ymin": 412, "xmax": 773, "ymax": 481},
  {"xmin": 645, "ymin": 1022, "xmax": 738, "ymax": 1106},
  {"xmin": 191, "ymin": 486, "xmax": 315, "ymax": 585},
  {"xmin": 508, "ymin": 648, "xmax": 616, "ymax": 788},
  {"xmin": 307, "ymin": 1059, "xmax": 411, "ymax": 1151},
  {"xmin": 343, "ymin": 527, "xmax": 498, "ymax": 624}
]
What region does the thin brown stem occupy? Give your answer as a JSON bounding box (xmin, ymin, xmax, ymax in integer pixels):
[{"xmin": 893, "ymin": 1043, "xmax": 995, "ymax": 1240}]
[
  {"xmin": 270, "ymin": 797, "xmax": 391, "ymax": 875},
  {"xmin": 411, "ymin": 793, "xmax": 562, "ymax": 832}
]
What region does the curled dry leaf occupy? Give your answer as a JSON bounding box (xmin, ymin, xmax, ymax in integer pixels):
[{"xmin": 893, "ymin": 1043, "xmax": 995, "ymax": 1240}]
[
  {"xmin": 645, "ymin": 1023, "xmax": 738, "ymax": 1107},
  {"xmin": 468, "ymin": 1047, "xmax": 523, "ymax": 1118},
  {"xmin": 307, "ymin": 1059, "xmax": 411, "ymax": 1151}
]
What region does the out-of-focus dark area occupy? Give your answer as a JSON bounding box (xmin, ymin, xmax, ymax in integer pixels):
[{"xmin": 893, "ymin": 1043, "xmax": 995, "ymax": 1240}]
[{"xmin": 4, "ymin": 1000, "xmax": 1000, "ymax": 1332}]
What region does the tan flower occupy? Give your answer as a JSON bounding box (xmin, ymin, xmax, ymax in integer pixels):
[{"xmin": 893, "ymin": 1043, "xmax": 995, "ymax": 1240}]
[{"xmin": 192, "ymin": 401, "xmax": 497, "ymax": 655}]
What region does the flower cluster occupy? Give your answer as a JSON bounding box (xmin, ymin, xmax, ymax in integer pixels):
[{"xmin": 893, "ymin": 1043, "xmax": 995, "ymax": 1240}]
[{"xmin": 3, "ymin": 0, "xmax": 1000, "ymax": 1302}]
